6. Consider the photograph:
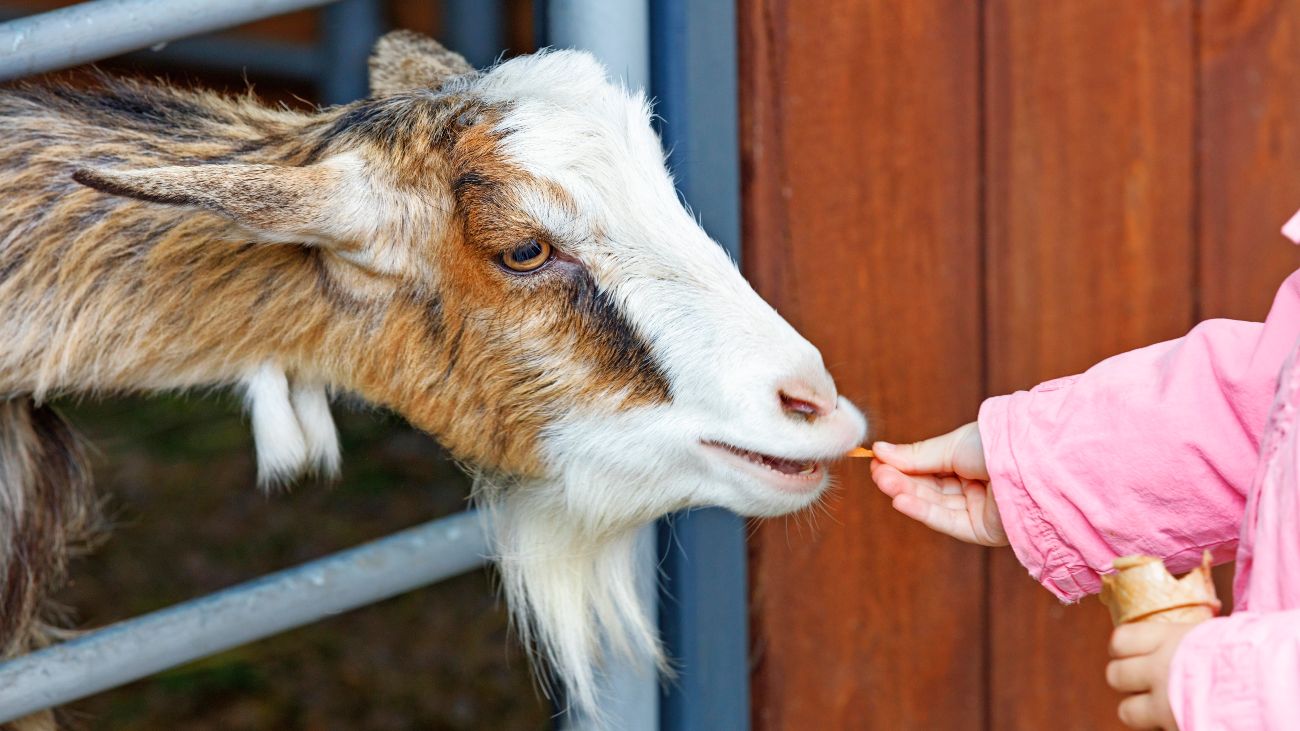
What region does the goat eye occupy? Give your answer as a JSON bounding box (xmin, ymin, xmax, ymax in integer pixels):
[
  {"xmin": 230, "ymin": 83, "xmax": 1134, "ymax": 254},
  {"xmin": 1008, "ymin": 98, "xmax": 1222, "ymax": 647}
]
[{"xmin": 501, "ymin": 239, "xmax": 552, "ymax": 273}]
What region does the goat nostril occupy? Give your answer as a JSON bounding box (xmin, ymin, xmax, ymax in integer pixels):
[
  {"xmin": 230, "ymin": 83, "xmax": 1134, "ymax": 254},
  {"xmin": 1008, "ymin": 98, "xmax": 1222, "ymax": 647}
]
[{"xmin": 780, "ymin": 391, "xmax": 824, "ymax": 420}]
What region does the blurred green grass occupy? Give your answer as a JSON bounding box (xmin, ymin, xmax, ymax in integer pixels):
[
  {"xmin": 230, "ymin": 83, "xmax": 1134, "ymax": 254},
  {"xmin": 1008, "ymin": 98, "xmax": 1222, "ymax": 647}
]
[{"xmin": 51, "ymin": 394, "xmax": 551, "ymax": 730}]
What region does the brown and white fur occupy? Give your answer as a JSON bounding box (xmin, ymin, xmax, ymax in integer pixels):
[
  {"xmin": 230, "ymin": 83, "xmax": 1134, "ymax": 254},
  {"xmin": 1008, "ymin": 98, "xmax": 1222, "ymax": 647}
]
[{"xmin": 0, "ymin": 31, "xmax": 865, "ymax": 721}]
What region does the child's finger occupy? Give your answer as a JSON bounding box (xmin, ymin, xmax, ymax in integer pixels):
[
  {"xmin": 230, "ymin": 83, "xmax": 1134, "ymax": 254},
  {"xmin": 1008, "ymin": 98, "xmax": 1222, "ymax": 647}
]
[
  {"xmin": 870, "ymin": 462, "xmax": 910, "ymax": 498},
  {"xmin": 911, "ymin": 483, "xmax": 968, "ymax": 511},
  {"xmin": 1105, "ymin": 657, "xmax": 1153, "ymax": 693},
  {"xmin": 891, "ymin": 493, "xmax": 976, "ymax": 543},
  {"xmin": 897, "ymin": 473, "xmax": 962, "ymax": 507},
  {"xmin": 872, "ymin": 465, "xmax": 966, "ymax": 508},
  {"xmin": 1116, "ymin": 693, "xmax": 1159, "ymax": 730},
  {"xmin": 872, "ymin": 428, "xmax": 965, "ymax": 474},
  {"xmin": 929, "ymin": 477, "xmax": 970, "ymax": 510},
  {"xmin": 1109, "ymin": 624, "xmax": 1165, "ymax": 658},
  {"xmin": 960, "ymin": 481, "xmax": 1001, "ymax": 545},
  {"xmin": 871, "ymin": 462, "xmax": 932, "ymax": 497}
]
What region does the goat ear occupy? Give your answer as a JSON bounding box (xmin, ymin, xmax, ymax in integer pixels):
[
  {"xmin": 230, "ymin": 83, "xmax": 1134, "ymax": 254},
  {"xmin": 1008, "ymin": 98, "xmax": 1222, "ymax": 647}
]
[
  {"xmin": 368, "ymin": 30, "xmax": 474, "ymax": 96},
  {"xmin": 72, "ymin": 160, "xmax": 363, "ymax": 246}
]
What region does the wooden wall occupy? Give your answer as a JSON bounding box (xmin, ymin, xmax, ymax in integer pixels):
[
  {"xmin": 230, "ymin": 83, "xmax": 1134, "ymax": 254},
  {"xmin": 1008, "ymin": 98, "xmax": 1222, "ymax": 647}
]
[{"xmin": 741, "ymin": 1, "xmax": 1300, "ymax": 729}]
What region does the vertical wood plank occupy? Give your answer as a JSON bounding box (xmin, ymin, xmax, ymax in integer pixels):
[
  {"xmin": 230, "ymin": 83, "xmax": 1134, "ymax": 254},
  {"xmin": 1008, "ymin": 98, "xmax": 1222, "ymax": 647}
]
[
  {"xmin": 984, "ymin": 2, "xmax": 1195, "ymax": 729},
  {"xmin": 740, "ymin": 1, "xmax": 984, "ymax": 728},
  {"xmin": 1199, "ymin": 0, "xmax": 1300, "ymax": 322}
]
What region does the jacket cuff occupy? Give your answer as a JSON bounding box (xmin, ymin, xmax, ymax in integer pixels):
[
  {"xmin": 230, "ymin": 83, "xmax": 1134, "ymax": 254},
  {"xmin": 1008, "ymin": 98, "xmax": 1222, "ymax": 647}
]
[{"xmin": 978, "ymin": 391, "xmax": 1096, "ymax": 602}]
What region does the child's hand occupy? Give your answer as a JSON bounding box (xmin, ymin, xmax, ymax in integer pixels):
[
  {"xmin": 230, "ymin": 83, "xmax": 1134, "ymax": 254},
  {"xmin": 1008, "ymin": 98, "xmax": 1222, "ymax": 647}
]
[
  {"xmin": 869, "ymin": 423, "xmax": 1008, "ymax": 546},
  {"xmin": 1106, "ymin": 622, "xmax": 1193, "ymax": 730}
]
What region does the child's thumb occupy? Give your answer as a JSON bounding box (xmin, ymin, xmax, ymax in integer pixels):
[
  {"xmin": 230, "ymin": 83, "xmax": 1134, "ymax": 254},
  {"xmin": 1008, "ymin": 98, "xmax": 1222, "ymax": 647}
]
[{"xmin": 873, "ymin": 426, "xmax": 970, "ymax": 476}]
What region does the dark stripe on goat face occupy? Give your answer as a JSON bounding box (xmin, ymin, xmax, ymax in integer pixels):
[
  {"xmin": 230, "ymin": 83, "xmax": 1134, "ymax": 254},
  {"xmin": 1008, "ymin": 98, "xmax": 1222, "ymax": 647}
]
[
  {"xmin": 388, "ymin": 236, "xmax": 670, "ymax": 478},
  {"xmin": 447, "ymin": 127, "xmax": 671, "ymax": 412},
  {"xmin": 563, "ymin": 272, "xmax": 671, "ymax": 407}
]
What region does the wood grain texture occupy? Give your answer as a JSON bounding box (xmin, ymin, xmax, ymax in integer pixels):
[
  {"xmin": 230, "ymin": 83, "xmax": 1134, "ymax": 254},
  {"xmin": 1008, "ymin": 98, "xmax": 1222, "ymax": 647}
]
[
  {"xmin": 740, "ymin": 1, "xmax": 985, "ymax": 728},
  {"xmin": 984, "ymin": 1, "xmax": 1195, "ymax": 729},
  {"xmin": 1199, "ymin": 0, "xmax": 1300, "ymax": 322}
]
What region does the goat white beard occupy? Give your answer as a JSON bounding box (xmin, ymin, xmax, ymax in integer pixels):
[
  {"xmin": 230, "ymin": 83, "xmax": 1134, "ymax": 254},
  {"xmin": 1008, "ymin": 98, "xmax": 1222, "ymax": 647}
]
[{"xmin": 475, "ymin": 474, "xmax": 665, "ymax": 718}]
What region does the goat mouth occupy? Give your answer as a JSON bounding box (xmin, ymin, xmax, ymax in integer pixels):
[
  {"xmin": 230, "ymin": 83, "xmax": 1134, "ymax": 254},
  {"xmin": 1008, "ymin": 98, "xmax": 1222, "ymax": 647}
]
[{"xmin": 701, "ymin": 440, "xmax": 825, "ymax": 487}]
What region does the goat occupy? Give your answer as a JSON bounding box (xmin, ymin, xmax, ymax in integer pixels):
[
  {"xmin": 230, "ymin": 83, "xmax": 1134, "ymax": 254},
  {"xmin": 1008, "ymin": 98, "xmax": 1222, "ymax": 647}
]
[{"xmin": 0, "ymin": 31, "xmax": 866, "ymax": 724}]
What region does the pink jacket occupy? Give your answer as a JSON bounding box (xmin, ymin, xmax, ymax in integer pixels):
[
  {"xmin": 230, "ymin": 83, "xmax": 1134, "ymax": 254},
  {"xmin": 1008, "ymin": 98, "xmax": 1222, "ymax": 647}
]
[{"xmin": 978, "ymin": 223, "xmax": 1300, "ymax": 730}]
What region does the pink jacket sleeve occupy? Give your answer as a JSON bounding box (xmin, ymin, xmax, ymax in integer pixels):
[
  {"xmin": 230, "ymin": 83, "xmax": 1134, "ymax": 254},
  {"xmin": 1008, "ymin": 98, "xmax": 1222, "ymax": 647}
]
[
  {"xmin": 978, "ymin": 271, "xmax": 1300, "ymax": 602},
  {"xmin": 1168, "ymin": 611, "xmax": 1300, "ymax": 730}
]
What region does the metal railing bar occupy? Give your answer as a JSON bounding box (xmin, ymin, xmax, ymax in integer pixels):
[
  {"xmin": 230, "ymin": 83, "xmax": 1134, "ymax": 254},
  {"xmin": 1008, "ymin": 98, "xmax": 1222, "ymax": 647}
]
[
  {"xmin": 0, "ymin": 7, "xmax": 318, "ymax": 81},
  {"xmin": 0, "ymin": 0, "xmax": 340, "ymax": 82},
  {"xmin": 0, "ymin": 510, "xmax": 489, "ymax": 722}
]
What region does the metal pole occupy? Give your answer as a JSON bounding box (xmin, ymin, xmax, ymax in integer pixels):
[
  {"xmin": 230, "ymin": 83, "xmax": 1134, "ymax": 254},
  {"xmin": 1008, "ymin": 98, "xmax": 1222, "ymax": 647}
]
[
  {"xmin": 318, "ymin": 0, "xmax": 385, "ymax": 104},
  {"xmin": 651, "ymin": 2, "xmax": 749, "ymax": 729},
  {"xmin": 0, "ymin": 511, "xmax": 489, "ymax": 723},
  {"xmin": 0, "ymin": 0, "xmax": 341, "ymax": 82},
  {"xmin": 443, "ymin": 0, "xmax": 506, "ymax": 70},
  {"xmin": 546, "ymin": 5, "xmax": 655, "ymax": 729},
  {"xmin": 547, "ymin": 0, "xmax": 649, "ymax": 91}
]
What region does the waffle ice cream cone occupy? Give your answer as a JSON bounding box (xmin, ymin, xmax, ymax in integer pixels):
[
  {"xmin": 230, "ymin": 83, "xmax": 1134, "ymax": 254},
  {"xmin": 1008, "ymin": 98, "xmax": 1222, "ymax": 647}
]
[{"xmin": 1099, "ymin": 551, "xmax": 1220, "ymax": 626}]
